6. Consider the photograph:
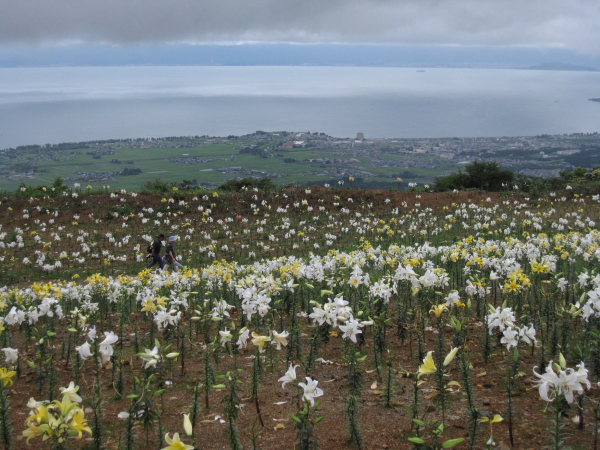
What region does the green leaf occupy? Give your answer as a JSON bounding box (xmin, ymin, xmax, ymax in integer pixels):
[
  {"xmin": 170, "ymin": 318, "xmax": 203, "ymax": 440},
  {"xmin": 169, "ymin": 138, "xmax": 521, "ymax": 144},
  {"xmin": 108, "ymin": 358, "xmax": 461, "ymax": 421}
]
[
  {"xmin": 442, "ymin": 438, "xmax": 465, "ymax": 448},
  {"xmin": 407, "ymin": 437, "xmax": 425, "ymax": 444},
  {"xmin": 412, "ymin": 418, "xmax": 427, "ymax": 427},
  {"xmin": 290, "ymin": 414, "xmax": 302, "ymax": 424}
]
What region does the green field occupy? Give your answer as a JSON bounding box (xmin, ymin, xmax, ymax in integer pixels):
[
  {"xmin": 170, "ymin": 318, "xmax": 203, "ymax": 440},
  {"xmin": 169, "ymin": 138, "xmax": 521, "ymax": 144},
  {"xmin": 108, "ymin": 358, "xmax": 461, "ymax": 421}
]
[
  {"xmin": 0, "ymin": 134, "xmax": 464, "ymax": 190},
  {"xmin": 3, "ymin": 130, "xmax": 599, "ymax": 191}
]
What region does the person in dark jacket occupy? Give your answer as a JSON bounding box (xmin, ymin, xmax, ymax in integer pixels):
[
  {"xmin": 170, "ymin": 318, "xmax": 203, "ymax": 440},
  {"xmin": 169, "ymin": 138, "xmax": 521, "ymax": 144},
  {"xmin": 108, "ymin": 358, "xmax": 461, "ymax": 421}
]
[
  {"xmin": 147, "ymin": 234, "xmax": 165, "ymax": 269},
  {"xmin": 165, "ymin": 235, "xmax": 184, "ymax": 271}
]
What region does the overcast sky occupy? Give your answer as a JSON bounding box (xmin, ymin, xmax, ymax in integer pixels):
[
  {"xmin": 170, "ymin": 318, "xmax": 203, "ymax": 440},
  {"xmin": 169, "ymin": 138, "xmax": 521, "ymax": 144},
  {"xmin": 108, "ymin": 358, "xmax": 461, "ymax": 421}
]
[{"xmin": 1, "ymin": 0, "xmax": 599, "ymax": 54}]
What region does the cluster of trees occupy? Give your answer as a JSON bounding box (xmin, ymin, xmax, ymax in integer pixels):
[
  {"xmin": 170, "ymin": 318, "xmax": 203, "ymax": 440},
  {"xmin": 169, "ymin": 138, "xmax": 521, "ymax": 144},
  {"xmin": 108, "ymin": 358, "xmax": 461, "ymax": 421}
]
[
  {"xmin": 560, "ymin": 166, "xmax": 600, "ymax": 182},
  {"xmin": 120, "ymin": 167, "xmax": 142, "ymax": 176},
  {"xmin": 434, "ymin": 162, "xmax": 514, "ymax": 191},
  {"xmin": 239, "ymin": 146, "xmax": 270, "ymax": 158},
  {"xmin": 435, "ymin": 162, "xmax": 600, "ymax": 194}
]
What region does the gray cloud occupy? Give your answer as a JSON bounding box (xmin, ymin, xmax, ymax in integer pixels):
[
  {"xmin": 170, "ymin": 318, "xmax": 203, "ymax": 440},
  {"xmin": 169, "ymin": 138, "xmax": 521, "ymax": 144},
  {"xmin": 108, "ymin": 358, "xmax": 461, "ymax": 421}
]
[{"xmin": 2, "ymin": 0, "xmax": 600, "ymax": 53}]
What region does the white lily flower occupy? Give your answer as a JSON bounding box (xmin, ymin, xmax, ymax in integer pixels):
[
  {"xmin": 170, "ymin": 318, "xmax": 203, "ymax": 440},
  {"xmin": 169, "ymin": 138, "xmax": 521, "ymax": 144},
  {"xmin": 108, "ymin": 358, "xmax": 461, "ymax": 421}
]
[
  {"xmin": 271, "ymin": 330, "xmax": 289, "ymax": 350},
  {"xmin": 518, "ymin": 324, "xmax": 537, "ymax": 346},
  {"xmin": 500, "ymin": 327, "xmax": 519, "ymax": 350},
  {"xmin": 299, "ymin": 377, "xmax": 323, "ymax": 406},
  {"xmin": 99, "ymin": 331, "xmax": 118, "ymax": 365},
  {"xmin": 1, "ymin": 347, "xmax": 18, "ymax": 365},
  {"xmin": 278, "ymin": 364, "xmax": 299, "ymax": 389},
  {"xmin": 339, "ymin": 318, "xmax": 363, "ymax": 343},
  {"xmin": 60, "ymin": 381, "xmax": 83, "ymax": 403},
  {"xmin": 219, "ymin": 329, "xmax": 233, "ymax": 347},
  {"xmin": 139, "ymin": 346, "xmax": 160, "ymax": 369},
  {"xmin": 75, "ymin": 341, "xmax": 93, "ymax": 361},
  {"xmin": 236, "ymin": 328, "xmax": 250, "ymax": 349},
  {"xmin": 533, "ymin": 361, "xmax": 590, "ymax": 404}
]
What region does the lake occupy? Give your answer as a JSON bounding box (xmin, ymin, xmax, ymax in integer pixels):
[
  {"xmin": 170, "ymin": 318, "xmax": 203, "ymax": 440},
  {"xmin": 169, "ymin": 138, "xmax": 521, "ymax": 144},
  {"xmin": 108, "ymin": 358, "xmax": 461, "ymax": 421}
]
[{"xmin": 1, "ymin": 65, "xmax": 599, "ymax": 148}]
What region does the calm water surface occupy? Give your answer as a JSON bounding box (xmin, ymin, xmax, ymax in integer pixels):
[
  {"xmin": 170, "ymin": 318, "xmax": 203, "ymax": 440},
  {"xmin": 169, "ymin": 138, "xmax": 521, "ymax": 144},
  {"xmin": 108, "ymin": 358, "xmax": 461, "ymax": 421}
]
[{"xmin": 0, "ymin": 66, "xmax": 599, "ymax": 148}]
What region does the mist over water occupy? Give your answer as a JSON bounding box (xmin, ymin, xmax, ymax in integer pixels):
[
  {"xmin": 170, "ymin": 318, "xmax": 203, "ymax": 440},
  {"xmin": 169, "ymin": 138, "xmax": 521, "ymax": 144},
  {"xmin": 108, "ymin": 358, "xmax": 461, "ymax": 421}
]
[{"xmin": 1, "ymin": 66, "xmax": 599, "ymax": 148}]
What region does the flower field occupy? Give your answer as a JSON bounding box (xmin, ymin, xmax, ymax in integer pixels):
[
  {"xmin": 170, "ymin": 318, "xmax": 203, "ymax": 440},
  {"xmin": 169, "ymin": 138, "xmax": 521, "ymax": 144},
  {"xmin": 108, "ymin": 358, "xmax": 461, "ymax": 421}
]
[{"xmin": 1, "ymin": 186, "xmax": 600, "ymax": 449}]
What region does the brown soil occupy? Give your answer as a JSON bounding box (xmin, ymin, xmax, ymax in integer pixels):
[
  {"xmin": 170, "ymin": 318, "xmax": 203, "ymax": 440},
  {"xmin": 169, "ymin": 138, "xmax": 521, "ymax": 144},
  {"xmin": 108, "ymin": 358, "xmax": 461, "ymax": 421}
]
[{"xmin": 5, "ymin": 314, "xmax": 598, "ymax": 450}]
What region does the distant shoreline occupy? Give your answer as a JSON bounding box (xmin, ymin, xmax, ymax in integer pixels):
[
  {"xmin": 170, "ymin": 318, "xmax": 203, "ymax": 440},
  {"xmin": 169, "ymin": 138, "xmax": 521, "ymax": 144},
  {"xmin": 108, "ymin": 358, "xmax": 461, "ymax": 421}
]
[
  {"xmin": 3, "ymin": 130, "xmax": 600, "ymax": 153},
  {"xmin": 590, "ymin": 98, "xmax": 600, "ymax": 103}
]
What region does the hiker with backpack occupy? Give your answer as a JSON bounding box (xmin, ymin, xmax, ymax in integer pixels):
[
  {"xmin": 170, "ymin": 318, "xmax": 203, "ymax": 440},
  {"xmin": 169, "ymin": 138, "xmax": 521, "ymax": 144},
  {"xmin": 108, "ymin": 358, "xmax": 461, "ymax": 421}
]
[
  {"xmin": 147, "ymin": 233, "xmax": 165, "ymax": 270},
  {"xmin": 165, "ymin": 235, "xmax": 184, "ymax": 271}
]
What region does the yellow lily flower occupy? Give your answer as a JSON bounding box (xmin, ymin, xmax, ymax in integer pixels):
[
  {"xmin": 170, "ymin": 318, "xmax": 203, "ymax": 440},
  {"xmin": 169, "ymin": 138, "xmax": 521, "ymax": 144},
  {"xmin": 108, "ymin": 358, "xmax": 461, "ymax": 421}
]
[
  {"xmin": 68, "ymin": 409, "xmax": 92, "ymax": 439},
  {"xmin": 0, "ymin": 367, "xmax": 16, "ymax": 387},
  {"xmin": 251, "ymin": 333, "xmax": 271, "ymax": 353},
  {"xmin": 430, "ymin": 304, "xmax": 448, "ymax": 318},
  {"xmin": 26, "ymin": 403, "xmax": 50, "ymax": 425},
  {"xmin": 418, "ymin": 351, "xmax": 437, "ymax": 377},
  {"xmin": 23, "ymin": 387, "xmax": 91, "ymax": 445},
  {"xmin": 162, "ymin": 432, "xmax": 194, "ymax": 450},
  {"xmin": 22, "ymin": 422, "xmax": 45, "ymax": 444},
  {"xmin": 141, "ymin": 299, "xmax": 157, "ymax": 313}
]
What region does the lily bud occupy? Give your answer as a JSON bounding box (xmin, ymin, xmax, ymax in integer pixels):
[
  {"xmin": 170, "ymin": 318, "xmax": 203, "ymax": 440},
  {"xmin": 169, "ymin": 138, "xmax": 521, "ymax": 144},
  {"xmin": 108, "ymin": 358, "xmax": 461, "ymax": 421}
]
[
  {"xmin": 559, "ymin": 352, "xmax": 567, "ymax": 369},
  {"xmin": 183, "ymin": 413, "xmax": 193, "ymax": 436},
  {"xmin": 443, "ymin": 347, "xmax": 459, "ymax": 367},
  {"xmin": 490, "ymin": 414, "xmax": 503, "ymax": 424}
]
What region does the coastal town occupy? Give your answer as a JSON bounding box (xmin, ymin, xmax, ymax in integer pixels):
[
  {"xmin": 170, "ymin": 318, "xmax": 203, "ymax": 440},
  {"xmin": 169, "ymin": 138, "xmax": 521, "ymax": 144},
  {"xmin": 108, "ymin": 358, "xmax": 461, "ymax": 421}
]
[{"xmin": 1, "ymin": 131, "xmax": 599, "ymax": 189}]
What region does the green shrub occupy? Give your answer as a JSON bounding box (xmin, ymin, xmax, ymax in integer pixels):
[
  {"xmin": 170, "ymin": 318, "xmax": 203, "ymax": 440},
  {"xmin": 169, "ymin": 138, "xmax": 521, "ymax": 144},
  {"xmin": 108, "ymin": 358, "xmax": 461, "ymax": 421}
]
[{"xmin": 142, "ymin": 179, "xmax": 173, "ymax": 194}]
